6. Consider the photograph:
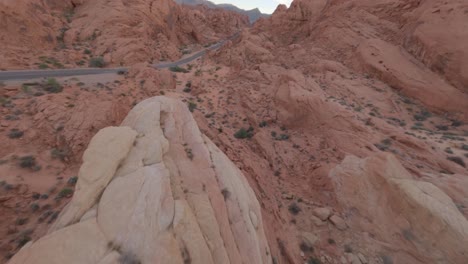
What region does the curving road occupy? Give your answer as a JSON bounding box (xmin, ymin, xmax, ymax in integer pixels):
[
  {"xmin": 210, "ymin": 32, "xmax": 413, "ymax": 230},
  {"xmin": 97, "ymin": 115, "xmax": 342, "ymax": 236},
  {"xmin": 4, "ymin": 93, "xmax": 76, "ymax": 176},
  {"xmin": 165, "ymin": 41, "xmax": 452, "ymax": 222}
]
[{"xmin": 0, "ymin": 32, "xmax": 239, "ymax": 82}]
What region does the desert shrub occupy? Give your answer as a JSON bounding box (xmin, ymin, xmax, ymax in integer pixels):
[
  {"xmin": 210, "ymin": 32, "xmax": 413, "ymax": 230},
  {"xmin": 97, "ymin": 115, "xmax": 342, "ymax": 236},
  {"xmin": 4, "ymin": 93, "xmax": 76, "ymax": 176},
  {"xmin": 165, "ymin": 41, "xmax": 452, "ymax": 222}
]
[
  {"xmin": 447, "ymin": 156, "xmax": 466, "ymax": 168},
  {"xmin": 42, "ymin": 78, "xmax": 63, "ymax": 93},
  {"xmin": 288, "ymin": 202, "xmax": 301, "ymax": 215},
  {"xmin": 451, "ymin": 120, "xmax": 463, "ymax": 127},
  {"xmin": 19, "ymin": 156, "xmax": 36, "ymax": 169},
  {"xmin": 234, "ymin": 127, "xmax": 254, "ymax": 139},
  {"xmin": 8, "ymin": 129, "xmax": 24, "ymax": 139},
  {"xmin": 57, "ymin": 188, "xmax": 74, "ymax": 199},
  {"xmin": 435, "ymin": 125, "xmax": 449, "ymax": 131},
  {"xmin": 30, "ymin": 203, "xmax": 40, "ymax": 212},
  {"xmin": 307, "ymin": 257, "xmax": 321, "ymax": 264},
  {"xmin": 15, "ymin": 218, "xmax": 28, "ymax": 226},
  {"xmin": 413, "ymin": 110, "xmax": 431, "ymax": 121},
  {"xmin": 187, "ymin": 102, "xmax": 197, "ymax": 112},
  {"xmin": 277, "ymin": 134, "xmax": 290, "ymax": 141},
  {"xmin": 83, "ymin": 48, "xmax": 92, "ymax": 55},
  {"xmin": 169, "ymin": 66, "xmax": 189, "ymax": 73},
  {"xmin": 300, "ymin": 242, "xmax": 313, "ymax": 253},
  {"xmin": 89, "ymin": 56, "xmax": 106, "ymax": 68},
  {"xmin": 67, "ymin": 176, "xmax": 78, "ymax": 186},
  {"xmin": 51, "ymin": 148, "xmax": 68, "ymax": 161}
]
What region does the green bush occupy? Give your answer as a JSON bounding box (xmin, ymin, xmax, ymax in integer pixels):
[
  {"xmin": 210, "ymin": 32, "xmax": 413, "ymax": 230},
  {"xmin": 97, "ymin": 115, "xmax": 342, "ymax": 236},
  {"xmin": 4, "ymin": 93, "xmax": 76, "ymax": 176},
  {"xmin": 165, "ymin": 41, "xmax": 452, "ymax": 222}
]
[
  {"xmin": 188, "ymin": 102, "xmax": 197, "ymax": 112},
  {"xmin": 234, "ymin": 127, "xmax": 254, "ymax": 139},
  {"xmin": 89, "ymin": 57, "xmax": 106, "ymax": 68},
  {"xmin": 57, "ymin": 188, "xmax": 74, "ymax": 199},
  {"xmin": 169, "ymin": 66, "xmax": 189, "ymax": 73},
  {"xmin": 42, "ymin": 78, "xmax": 63, "ymax": 93}
]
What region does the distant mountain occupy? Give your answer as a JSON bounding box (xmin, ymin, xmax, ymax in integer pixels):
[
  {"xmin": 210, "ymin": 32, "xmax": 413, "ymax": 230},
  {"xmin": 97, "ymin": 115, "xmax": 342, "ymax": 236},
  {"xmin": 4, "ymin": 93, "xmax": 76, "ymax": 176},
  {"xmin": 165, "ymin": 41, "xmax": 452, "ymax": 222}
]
[{"xmin": 174, "ymin": 0, "xmax": 270, "ymax": 23}]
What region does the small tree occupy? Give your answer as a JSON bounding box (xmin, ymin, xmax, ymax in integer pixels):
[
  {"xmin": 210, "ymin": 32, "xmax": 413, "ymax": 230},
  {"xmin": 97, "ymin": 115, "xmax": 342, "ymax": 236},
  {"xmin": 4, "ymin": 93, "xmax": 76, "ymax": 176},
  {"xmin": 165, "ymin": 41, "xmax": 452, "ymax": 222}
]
[{"xmin": 89, "ymin": 57, "xmax": 106, "ymax": 68}]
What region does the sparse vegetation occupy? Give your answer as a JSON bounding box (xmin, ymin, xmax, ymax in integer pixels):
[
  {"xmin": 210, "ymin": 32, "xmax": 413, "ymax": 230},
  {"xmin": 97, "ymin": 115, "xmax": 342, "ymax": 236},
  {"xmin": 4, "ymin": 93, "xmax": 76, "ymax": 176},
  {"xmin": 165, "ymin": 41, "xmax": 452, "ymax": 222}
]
[
  {"xmin": 451, "ymin": 120, "xmax": 463, "ymax": 127},
  {"xmin": 41, "ymin": 78, "xmax": 63, "ymax": 93},
  {"xmin": 288, "ymin": 202, "xmax": 301, "ymax": 215},
  {"xmin": 83, "ymin": 48, "xmax": 92, "ymax": 55},
  {"xmin": 447, "ymin": 156, "xmax": 466, "ymax": 168},
  {"xmin": 234, "ymin": 127, "xmax": 254, "ymax": 139},
  {"xmin": 51, "ymin": 148, "xmax": 69, "ymax": 161},
  {"xmin": 375, "ymin": 138, "xmax": 392, "ymax": 151},
  {"xmin": 89, "ymin": 57, "xmax": 106, "ymax": 68},
  {"xmin": 307, "ymin": 257, "xmax": 322, "ymax": 264},
  {"xmin": 68, "ymin": 176, "xmax": 78, "ymax": 186},
  {"xmin": 15, "ymin": 218, "xmax": 28, "ymax": 226},
  {"xmin": 300, "ymin": 242, "xmax": 313, "ymax": 253},
  {"xmin": 169, "ymin": 66, "xmax": 189, "ymax": 73},
  {"xmin": 38, "ymin": 63, "xmax": 49, "ymax": 69},
  {"xmin": 56, "ymin": 188, "xmax": 74, "ymax": 199},
  {"xmin": 187, "ymin": 101, "xmax": 197, "ymax": 112},
  {"xmin": 413, "ymin": 110, "xmax": 432, "ymax": 121},
  {"xmin": 221, "ymin": 188, "xmax": 230, "ymax": 200},
  {"xmin": 30, "ymin": 203, "xmax": 40, "ymax": 212},
  {"xmin": 8, "ymin": 129, "xmax": 24, "ymax": 139},
  {"xmin": 445, "ymin": 147, "xmax": 454, "ymax": 154},
  {"xmin": 18, "ymin": 156, "xmax": 39, "ymax": 170}
]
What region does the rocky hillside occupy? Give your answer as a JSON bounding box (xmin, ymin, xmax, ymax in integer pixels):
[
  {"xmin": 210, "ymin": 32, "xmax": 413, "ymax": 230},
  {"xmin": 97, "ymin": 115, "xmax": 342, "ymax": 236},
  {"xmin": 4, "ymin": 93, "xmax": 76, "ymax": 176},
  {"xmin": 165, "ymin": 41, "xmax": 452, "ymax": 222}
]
[
  {"xmin": 0, "ymin": 0, "xmax": 248, "ymax": 69},
  {"xmin": 1, "ymin": 0, "xmax": 468, "ymax": 264},
  {"xmin": 174, "ymin": 0, "xmax": 269, "ymax": 23}
]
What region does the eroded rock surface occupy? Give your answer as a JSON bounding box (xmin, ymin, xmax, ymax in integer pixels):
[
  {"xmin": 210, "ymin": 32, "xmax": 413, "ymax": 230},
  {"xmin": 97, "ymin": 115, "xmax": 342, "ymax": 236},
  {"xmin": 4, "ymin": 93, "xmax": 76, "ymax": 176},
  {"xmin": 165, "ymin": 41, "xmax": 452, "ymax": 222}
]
[
  {"xmin": 8, "ymin": 97, "xmax": 271, "ymax": 264},
  {"xmin": 330, "ymin": 153, "xmax": 468, "ymax": 264}
]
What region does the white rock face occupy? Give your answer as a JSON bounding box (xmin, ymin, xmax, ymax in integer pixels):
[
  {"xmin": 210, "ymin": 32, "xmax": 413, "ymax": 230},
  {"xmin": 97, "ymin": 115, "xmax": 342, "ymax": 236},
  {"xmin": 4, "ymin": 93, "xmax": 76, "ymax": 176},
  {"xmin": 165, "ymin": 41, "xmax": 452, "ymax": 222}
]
[{"xmin": 9, "ymin": 96, "xmax": 272, "ymax": 264}]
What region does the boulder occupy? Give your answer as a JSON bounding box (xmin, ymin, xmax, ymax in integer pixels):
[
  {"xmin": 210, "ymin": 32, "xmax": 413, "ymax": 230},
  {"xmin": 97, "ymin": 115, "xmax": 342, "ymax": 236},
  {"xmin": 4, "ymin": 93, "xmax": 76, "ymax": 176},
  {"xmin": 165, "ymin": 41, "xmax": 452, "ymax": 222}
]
[
  {"xmin": 312, "ymin": 207, "xmax": 331, "ymax": 221},
  {"xmin": 8, "ymin": 97, "xmax": 272, "ymax": 264}
]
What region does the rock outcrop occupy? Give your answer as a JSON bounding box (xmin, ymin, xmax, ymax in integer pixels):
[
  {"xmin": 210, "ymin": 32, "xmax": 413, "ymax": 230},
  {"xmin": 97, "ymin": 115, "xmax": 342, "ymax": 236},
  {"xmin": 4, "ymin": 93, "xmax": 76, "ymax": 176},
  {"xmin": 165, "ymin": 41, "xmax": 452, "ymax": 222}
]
[
  {"xmin": 8, "ymin": 97, "xmax": 271, "ymax": 264},
  {"xmin": 330, "ymin": 153, "xmax": 468, "ymax": 264},
  {"xmin": 0, "ymin": 0, "xmax": 248, "ymax": 69}
]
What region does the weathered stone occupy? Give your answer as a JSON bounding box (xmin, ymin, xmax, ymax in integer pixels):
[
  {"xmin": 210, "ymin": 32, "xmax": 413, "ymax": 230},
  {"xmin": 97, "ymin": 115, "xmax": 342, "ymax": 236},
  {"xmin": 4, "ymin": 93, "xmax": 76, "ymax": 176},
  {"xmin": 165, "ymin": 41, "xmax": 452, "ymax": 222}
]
[
  {"xmin": 9, "ymin": 97, "xmax": 272, "ymax": 264},
  {"xmin": 301, "ymin": 232, "xmax": 318, "ymax": 247},
  {"xmin": 312, "ymin": 207, "xmax": 331, "ymax": 221},
  {"xmin": 329, "ymin": 215, "xmax": 347, "ymax": 230}
]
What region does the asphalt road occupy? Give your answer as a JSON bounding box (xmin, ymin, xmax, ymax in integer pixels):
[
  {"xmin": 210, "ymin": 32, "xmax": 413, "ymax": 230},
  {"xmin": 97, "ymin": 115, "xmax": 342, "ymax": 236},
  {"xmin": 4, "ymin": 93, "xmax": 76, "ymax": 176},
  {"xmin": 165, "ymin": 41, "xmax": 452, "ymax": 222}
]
[{"xmin": 0, "ymin": 32, "xmax": 239, "ymax": 81}]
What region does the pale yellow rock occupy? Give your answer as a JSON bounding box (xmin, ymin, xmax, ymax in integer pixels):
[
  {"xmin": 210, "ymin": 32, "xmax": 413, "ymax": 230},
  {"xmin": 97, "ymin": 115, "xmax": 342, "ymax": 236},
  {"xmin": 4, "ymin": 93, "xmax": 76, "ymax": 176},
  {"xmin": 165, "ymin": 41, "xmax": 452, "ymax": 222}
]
[
  {"xmin": 9, "ymin": 218, "xmax": 108, "ymax": 264},
  {"xmin": 49, "ymin": 127, "xmax": 137, "ymax": 232},
  {"xmin": 10, "ymin": 96, "xmax": 272, "ymax": 264}
]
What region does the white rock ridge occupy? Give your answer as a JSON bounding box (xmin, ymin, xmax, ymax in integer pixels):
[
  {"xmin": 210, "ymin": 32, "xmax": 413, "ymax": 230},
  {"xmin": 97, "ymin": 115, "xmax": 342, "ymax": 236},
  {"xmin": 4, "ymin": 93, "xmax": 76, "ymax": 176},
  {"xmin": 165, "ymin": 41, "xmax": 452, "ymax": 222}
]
[{"xmin": 9, "ymin": 96, "xmax": 272, "ymax": 264}]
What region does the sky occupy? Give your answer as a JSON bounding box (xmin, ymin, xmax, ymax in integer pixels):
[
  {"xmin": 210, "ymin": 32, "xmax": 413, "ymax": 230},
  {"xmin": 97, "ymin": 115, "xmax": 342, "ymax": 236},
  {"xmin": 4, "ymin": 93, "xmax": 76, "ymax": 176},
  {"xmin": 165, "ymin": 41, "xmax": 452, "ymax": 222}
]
[{"xmin": 210, "ymin": 0, "xmax": 293, "ymax": 14}]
